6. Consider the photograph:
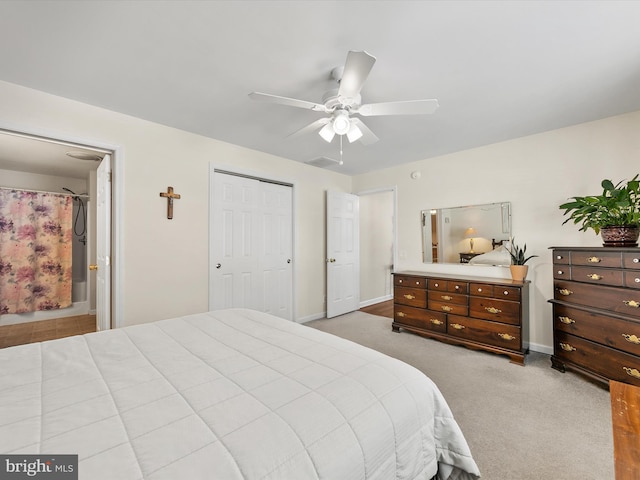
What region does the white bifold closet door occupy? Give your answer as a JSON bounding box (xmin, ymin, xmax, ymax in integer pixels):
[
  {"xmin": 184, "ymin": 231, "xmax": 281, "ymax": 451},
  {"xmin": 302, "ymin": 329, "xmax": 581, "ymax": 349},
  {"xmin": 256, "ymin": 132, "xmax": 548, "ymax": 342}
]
[{"xmin": 210, "ymin": 172, "xmax": 293, "ymax": 320}]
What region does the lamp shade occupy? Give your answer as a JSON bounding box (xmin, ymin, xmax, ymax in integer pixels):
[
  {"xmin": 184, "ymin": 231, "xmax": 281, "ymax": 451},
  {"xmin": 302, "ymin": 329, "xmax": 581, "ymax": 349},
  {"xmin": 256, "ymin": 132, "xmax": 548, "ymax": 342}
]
[
  {"xmin": 319, "ymin": 123, "xmax": 336, "ymax": 143},
  {"xmin": 464, "ymin": 227, "xmax": 477, "ymax": 238}
]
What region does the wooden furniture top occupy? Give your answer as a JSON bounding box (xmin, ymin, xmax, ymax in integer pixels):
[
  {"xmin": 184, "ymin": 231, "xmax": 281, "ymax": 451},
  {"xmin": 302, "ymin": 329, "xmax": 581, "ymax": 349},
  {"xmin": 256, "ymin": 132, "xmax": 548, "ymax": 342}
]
[
  {"xmin": 395, "ymin": 271, "xmax": 528, "ymax": 286},
  {"xmin": 611, "ymin": 380, "xmax": 640, "ymax": 479}
]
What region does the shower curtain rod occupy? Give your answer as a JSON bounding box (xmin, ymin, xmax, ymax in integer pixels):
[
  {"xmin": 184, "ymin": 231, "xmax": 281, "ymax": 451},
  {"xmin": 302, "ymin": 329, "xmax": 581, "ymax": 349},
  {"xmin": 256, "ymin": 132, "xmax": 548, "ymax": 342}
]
[{"xmin": 0, "ymin": 186, "xmax": 90, "ymax": 199}]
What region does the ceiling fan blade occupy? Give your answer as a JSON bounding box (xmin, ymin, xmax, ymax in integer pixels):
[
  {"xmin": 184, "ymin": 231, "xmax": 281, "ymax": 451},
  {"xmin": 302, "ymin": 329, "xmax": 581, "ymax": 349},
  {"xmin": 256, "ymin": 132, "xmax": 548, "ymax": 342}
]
[
  {"xmin": 287, "ymin": 117, "xmax": 330, "ymax": 139},
  {"xmin": 358, "ymin": 99, "xmax": 440, "ymax": 116},
  {"xmin": 351, "ymin": 118, "xmax": 379, "ymax": 146},
  {"xmin": 338, "ymin": 51, "xmax": 376, "ymax": 100},
  {"xmin": 248, "ymin": 92, "xmax": 326, "ymax": 112}
]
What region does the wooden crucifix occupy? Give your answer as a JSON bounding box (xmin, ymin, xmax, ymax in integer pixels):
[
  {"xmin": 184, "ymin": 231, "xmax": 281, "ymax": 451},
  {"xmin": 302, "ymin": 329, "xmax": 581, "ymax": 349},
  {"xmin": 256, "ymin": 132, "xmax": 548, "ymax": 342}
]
[{"xmin": 159, "ymin": 186, "xmax": 181, "ymax": 219}]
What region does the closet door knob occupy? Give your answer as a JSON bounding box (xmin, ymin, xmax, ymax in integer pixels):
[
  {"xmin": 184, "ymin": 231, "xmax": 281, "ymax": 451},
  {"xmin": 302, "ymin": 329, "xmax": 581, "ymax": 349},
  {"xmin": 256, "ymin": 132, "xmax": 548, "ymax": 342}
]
[{"xmin": 89, "ymin": 264, "xmax": 98, "ymax": 271}]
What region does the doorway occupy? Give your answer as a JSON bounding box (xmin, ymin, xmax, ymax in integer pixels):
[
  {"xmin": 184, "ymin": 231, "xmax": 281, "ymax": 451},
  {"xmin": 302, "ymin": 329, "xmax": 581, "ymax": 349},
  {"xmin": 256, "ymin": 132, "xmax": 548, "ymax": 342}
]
[
  {"xmin": 0, "ymin": 128, "xmax": 118, "ymax": 331},
  {"xmin": 359, "ymin": 188, "xmax": 396, "ymax": 307}
]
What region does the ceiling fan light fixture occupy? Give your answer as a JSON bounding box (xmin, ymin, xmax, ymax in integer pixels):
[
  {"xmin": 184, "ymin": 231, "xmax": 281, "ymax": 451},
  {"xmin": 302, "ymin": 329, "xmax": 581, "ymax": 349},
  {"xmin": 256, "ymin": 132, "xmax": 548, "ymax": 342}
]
[
  {"xmin": 319, "ymin": 123, "xmax": 336, "ymax": 143},
  {"xmin": 346, "ymin": 123, "xmax": 363, "ymax": 143},
  {"xmin": 332, "ymin": 111, "xmax": 351, "ymax": 135}
]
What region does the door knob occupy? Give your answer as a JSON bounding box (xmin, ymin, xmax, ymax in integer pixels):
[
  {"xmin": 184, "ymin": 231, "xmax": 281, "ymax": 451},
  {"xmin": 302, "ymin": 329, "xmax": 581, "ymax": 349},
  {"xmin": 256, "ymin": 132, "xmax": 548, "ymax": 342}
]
[
  {"xmin": 89, "ymin": 264, "xmax": 98, "ymax": 271},
  {"xmin": 216, "ymin": 263, "xmax": 222, "ymax": 269}
]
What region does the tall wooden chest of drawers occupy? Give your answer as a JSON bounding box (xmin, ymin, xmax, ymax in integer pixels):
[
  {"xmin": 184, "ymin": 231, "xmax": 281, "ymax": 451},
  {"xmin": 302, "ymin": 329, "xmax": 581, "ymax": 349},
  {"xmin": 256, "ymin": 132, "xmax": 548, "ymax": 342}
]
[
  {"xmin": 549, "ymin": 247, "xmax": 640, "ymax": 387},
  {"xmin": 393, "ymin": 272, "xmax": 529, "ymax": 364}
]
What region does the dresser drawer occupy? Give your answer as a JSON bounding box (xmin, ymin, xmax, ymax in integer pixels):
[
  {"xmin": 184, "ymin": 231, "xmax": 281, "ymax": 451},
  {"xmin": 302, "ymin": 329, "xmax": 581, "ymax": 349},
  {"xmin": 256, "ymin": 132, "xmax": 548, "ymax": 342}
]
[
  {"xmin": 569, "ymin": 250, "xmax": 622, "ymax": 268},
  {"xmin": 571, "ymin": 265, "xmax": 623, "ymax": 287},
  {"xmin": 394, "ymin": 286, "xmax": 427, "ymax": 308},
  {"xmin": 623, "ymin": 252, "xmax": 640, "ymax": 270},
  {"xmin": 394, "ymin": 305, "xmax": 446, "ymax": 333},
  {"xmin": 394, "ymin": 275, "xmax": 426, "ymax": 288},
  {"xmin": 553, "ymin": 265, "xmax": 571, "ymax": 280},
  {"xmin": 428, "ymin": 279, "xmax": 468, "ymax": 294},
  {"xmin": 428, "ymin": 291, "xmax": 467, "ymax": 305},
  {"xmin": 428, "ymin": 299, "xmax": 468, "ymax": 316},
  {"xmin": 554, "ymin": 331, "xmax": 640, "ymax": 387},
  {"xmin": 624, "ymin": 270, "xmax": 640, "ymax": 290},
  {"xmin": 448, "ymin": 315, "xmax": 521, "ymax": 350},
  {"xmin": 552, "ymin": 250, "xmax": 571, "ymax": 265},
  {"xmin": 554, "ymin": 280, "xmax": 640, "ymax": 319},
  {"xmin": 469, "ymin": 297, "xmax": 520, "ymax": 325},
  {"xmin": 469, "ymin": 283, "xmax": 521, "ymax": 301},
  {"xmin": 553, "ymin": 303, "xmax": 640, "ymax": 357}
]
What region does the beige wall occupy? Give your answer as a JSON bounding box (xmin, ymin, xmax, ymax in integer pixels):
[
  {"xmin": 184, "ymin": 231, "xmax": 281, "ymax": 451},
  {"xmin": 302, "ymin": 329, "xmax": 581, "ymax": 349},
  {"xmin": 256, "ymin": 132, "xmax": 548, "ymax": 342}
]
[
  {"xmin": 353, "ymin": 109, "xmax": 640, "ymax": 352},
  {"xmin": 0, "ymin": 80, "xmax": 351, "ymax": 326}
]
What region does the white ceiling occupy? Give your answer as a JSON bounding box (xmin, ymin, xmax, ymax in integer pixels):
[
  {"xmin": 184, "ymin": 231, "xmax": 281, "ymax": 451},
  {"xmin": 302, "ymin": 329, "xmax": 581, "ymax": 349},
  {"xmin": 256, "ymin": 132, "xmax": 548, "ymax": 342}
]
[{"xmin": 1, "ymin": 1, "xmax": 640, "ymax": 176}]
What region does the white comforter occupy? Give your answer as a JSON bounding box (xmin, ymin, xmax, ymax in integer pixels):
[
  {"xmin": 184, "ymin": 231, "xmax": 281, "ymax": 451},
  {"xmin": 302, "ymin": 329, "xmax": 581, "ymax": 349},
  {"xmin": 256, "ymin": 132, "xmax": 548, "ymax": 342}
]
[{"xmin": 0, "ymin": 309, "xmax": 480, "ymax": 479}]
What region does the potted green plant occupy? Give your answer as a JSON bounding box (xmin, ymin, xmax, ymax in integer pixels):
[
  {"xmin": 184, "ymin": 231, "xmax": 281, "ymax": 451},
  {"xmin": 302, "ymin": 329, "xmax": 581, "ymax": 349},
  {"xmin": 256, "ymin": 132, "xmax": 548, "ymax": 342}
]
[
  {"xmin": 558, "ymin": 175, "xmax": 640, "ymax": 247},
  {"xmin": 508, "ymin": 238, "xmax": 538, "ymax": 281}
]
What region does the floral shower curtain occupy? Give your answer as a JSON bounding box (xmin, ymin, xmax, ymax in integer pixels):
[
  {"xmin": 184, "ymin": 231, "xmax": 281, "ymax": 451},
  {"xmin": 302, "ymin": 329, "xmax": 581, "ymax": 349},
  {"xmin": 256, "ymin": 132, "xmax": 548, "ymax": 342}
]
[{"xmin": 0, "ymin": 189, "xmax": 73, "ymax": 314}]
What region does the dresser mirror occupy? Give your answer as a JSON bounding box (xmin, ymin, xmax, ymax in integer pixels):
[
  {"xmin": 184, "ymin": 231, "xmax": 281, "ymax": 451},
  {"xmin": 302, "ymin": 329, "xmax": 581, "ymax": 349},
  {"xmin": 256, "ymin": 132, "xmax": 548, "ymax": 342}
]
[{"xmin": 422, "ymin": 202, "xmax": 512, "ymax": 264}]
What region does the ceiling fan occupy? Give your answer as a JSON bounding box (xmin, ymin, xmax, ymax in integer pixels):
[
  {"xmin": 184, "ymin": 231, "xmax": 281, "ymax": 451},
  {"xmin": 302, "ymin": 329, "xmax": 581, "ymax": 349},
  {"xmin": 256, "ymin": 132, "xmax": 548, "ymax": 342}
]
[{"xmin": 248, "ymin": 50, "xmax": 439, "ymax": 146}]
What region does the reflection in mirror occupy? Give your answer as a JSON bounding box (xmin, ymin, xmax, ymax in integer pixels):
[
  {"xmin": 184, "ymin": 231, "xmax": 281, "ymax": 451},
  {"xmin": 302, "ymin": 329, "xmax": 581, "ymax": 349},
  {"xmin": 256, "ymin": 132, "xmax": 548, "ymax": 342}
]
[{"xmin": 422, "ymin": 202, "xmax": 511, "ymax": 264}]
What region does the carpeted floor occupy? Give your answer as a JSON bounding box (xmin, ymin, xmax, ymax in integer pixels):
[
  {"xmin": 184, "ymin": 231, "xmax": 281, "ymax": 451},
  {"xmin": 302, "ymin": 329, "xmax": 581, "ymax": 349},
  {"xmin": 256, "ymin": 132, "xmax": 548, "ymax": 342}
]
[{"xmin": 307, "ymin": 311, "xmax": 613, "ymax": 480}]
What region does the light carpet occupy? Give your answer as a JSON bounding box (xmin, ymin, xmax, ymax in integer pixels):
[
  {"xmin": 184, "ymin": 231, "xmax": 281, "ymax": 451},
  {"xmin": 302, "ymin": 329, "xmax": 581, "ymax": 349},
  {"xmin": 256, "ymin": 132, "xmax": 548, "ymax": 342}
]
[{"xmin": 307, "ymin": 311, "xmax": 613, "ymax": 480}]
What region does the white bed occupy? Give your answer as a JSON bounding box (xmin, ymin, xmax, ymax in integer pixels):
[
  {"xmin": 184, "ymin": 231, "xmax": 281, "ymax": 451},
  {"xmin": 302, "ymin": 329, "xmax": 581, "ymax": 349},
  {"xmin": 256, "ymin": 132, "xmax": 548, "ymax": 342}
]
[{"xmin": 0, "ymin": 308, "xmax": 480, "ymax": 479}]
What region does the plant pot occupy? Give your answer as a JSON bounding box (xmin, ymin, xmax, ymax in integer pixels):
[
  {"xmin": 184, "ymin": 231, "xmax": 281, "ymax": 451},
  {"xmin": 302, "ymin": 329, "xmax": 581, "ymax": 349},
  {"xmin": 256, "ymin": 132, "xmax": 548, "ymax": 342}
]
[
  {"xmin": 600, "ymin": 225, "xmax": 640, "ymax": 247},
  {"xmin": 509, "ymin": 265, "xmax": 528, "ymax": 282}
]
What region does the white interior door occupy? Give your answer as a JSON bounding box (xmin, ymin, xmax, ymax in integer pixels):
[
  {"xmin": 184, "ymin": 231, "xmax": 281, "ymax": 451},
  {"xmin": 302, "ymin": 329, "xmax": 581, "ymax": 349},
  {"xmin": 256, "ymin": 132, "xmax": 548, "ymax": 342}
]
[
  {"xmin": 326, "ymin": 191, "xmax": 360, "ymax": 318},
  {"xmin": 95, "ymin": 154, "xmax": 111, "ymax": 331},
  {"xmin": 210, "ymin": 171, "xmax": 293, "ymax": 319}
]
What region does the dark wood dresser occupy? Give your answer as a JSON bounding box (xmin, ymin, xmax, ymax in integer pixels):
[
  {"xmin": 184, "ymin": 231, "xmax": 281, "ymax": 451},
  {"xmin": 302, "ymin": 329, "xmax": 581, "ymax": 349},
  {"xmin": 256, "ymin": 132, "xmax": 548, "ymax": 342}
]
[
  {"xmin": 392, "ymin": 272, "xmax": 529, "ymax": 364},
  {"xmin": 549, "ymin": 247, "xmax": 640, "ymax": 387}
]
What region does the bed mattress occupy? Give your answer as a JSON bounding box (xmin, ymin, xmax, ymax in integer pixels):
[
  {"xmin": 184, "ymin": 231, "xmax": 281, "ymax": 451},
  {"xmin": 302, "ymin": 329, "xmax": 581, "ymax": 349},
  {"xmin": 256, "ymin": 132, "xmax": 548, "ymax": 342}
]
[{"xmin": 0, "ymin": 308, "xmax": 480, "ymax": 479}]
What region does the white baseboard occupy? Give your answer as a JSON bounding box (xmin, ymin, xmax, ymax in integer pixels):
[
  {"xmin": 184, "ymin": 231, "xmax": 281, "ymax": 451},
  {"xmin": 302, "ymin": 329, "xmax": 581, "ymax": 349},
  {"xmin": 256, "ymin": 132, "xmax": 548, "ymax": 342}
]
[
  {"xmin": 296, "ymin": 312, "xmax": 326, "ymax": 324},
  {"xmin": 529, "ymin": 342, "xmax": 553, "ymax": 355},
  {"xmin": 359, "ymin": 294, "xmax": 393, "ymax": 309}
]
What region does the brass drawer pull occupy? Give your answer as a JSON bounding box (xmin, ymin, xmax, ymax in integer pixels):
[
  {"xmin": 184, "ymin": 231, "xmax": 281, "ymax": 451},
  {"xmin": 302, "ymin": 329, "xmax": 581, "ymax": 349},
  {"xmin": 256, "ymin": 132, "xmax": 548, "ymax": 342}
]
[
  {"xmin": 587, "ymin": 256, "xmax": 601, "ymax": 263},
  {"xmin": 441, "ymin": 305, "xmax": 453, "ymax": 312},
  {"xmin": 485, "ymin": 306, "xmax": 502, "ymax": 314},
  {"xmin": 441, "ymin": 295, "xmax": 453, "ymax": 301},
  {"xmin": 396, "ymin": 312, "xmax": 406, "ymax": 318},
  {"xmin": 559, "ymin": 342, "xmax": 576, "ymax": 352},
  {"xmin": 557, "ymin": 270, "xmax": 564, "ymax": 275},
  {"xmin": 623, "ymin": 367, "xmax": 640, "ymax": 379},
  {"xmin": 558, "ymin": 316, "xmax": 575, "ymax": 325},
  {"xmin": 498, "ymin": 333, "xmax": 516, "ymax": 341},
  {"xmin": 558, "ymin": 289, "xmax": 573, "ymax": 296},
  {"xmin": 623, "ymin": 300, "xmax": 640, "ymax": 308},
  {"xmin": 403, "ymin": 294, "xmax": 415, "ymax": 300},
  {"xmin": 622, "ymin": 333, "xmax": 640, "ymax": 345},
  {"xmin": 587, "ymin": 273, "xmax": 602, "ymax": 280},
  {"xmin": 451, "ymin": 323, "xmax": 465, "ymax": 330},
  {"xmin": 430, "ymin": 319, "xmax": 444, "ymax": 326}
]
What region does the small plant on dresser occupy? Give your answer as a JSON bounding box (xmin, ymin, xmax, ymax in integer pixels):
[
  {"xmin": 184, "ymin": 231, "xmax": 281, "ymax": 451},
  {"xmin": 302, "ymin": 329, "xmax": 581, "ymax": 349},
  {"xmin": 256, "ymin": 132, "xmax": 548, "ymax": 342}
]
[{"xmin": 508, "ymin": 238, "xmax": 537, "ymax": 281}]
